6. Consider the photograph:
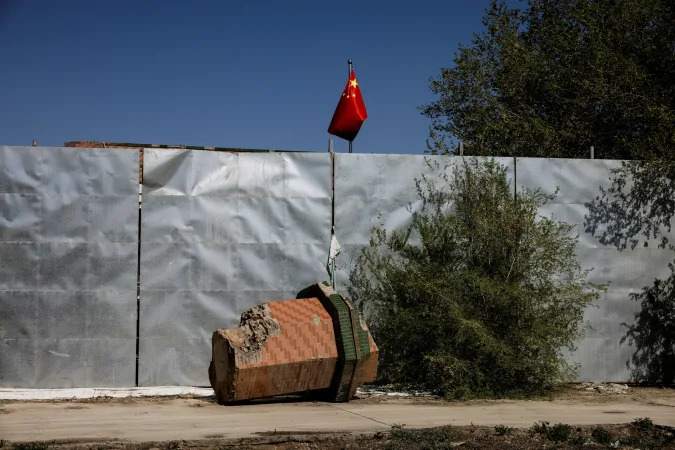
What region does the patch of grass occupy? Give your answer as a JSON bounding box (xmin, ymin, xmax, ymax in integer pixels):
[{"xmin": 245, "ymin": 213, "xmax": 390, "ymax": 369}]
[
  {"xmin": 591, "ymin": 426, "xmax": 613, "ymax": 444},
  {"xmin": 494, "ymin": 424, "xmax": 515, "ymax": 436},
  {"xmin": 166, "ymin": 442, "xmax": 181, "ymax": 450},
  {"xmin": 12, "ymin": 443, "xmax": 48, "ymax": 450},
  {"xmin": 387, "ymin": 425, "xmax": 460, "ymax": 450}
]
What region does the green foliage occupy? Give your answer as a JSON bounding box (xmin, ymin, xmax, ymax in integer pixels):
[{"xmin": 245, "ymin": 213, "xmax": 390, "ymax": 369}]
[
  {"xmin": 350, "ymin": 159, "xmax": 602, "ymax": 398},
  {"xmin": 528, "ymin": 421, "xmax": 547, "ymax": 436},
  {"xmin": 569, "ymin": 431, "xmax": 588, "ymax": 446},
  {"xmin": 623, "ymin": 417, "xmax": 675, "ymax": 448},
  {"xmin": 591, "ymin": 426, "xmax": 613, "ymax": 444},
  {"xmin": 529, "ymin": 422, "xmax": 572, "ymax": 442},
  {"xmin": 494, "ymin": 425, "xmax": 515, "ymax": 436},
  {"xmin": 12, "ymin": 443, "xmax": 48, "ymax": 450},
  {"xmin": 387, "ymin": 426, "xmax": 459, "ymax": 450},
  {"xmin": 632, "ymin": 417, "xmax": 655, "ymax": 432},
  {"xmin": 421, "ymin": 0, "xmax": 675, "ymax": 159}
]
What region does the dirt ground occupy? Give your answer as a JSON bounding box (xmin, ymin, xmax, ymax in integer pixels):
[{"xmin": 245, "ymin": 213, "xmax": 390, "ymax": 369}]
[{"xmin": 1, "ymin": 385, "xmax": 674, "ymax": 449}]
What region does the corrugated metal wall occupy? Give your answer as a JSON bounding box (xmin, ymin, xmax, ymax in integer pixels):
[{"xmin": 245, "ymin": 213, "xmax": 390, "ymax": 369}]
[
  {"xmin": 332, "ymin": 155, "xmax": 515, "ymax": 290},
  {"xmin": 0, "ymin": 146, "xmax": 139, "ymax": 387},
  {"xmin": 515, "ymin": 158, "xmax": 674, "ymax": 381},
  {"xmin": 1, "ymin": 146, "xmax": 671, "ymax": 387},
  {"xmin": 138, "ymin": 149, "xmax": 331, "ymax": 385}
]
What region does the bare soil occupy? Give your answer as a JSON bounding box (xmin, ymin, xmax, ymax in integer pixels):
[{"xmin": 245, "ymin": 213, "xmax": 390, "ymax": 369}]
[
  {"xmin": 2, "ymin": 423, "xmax": 675, "ymax": 450},
  {"xmin": 1, "ymin": 385, "xmax": 674, "ymax": 449}
]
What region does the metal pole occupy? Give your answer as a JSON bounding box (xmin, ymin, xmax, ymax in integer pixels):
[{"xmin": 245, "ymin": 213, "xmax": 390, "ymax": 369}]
[
  {"xmin": 331, "ymin": 259, "xmax": 335, "ymax": 287},
  {"xmin": 330, "ymin": 141, "xmax": 336, "ymax": 286},
  {"xmin": 459, "ymin": 141, "xmax": 464, "ymax": 156},
  {"xmin": 135, "ymin": 149, "xmax": 143, "ymax": 387},
  {"xmin": 348, "ymin": 59, "xmax": 353, "ymax": 154},
  {"xmin": 590, "ymin": 145, "xmax": 595, "ymax": 159}
]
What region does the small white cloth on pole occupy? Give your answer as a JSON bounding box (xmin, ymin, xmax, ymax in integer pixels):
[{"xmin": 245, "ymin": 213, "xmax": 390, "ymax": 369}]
[
  {"xmin": 328, "ymin": 234, "xmax": 341, "ymax": 266},
  {"xmin": 327, "ymin": 234, "xmax": 341, "ymax": 278}
]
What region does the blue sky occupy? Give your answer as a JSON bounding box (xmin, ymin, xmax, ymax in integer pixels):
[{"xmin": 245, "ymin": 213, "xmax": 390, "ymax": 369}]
[{"xmin": 0, "ymin": 1, "xmax": 493, "ymax": 154}]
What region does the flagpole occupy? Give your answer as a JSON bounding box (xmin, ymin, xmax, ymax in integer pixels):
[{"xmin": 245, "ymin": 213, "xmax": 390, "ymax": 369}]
[{"xmin": 348, "ymin": 59, "xmax": 353, "ymax": 154}]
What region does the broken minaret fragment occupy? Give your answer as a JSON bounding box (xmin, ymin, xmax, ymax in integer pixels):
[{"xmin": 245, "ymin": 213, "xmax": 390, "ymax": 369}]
[{"xmin": 209, "ymin": 282, "xmax": 378, "ymax": 403}]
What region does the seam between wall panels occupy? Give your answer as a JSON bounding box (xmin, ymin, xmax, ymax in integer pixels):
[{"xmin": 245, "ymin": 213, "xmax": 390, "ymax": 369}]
[
  {"xmin": 135, "ymin": 149, "xmax": 143, "ymax": 387},
  {"xmin": 514, "ymin": 156, "xmax": 517, "ymax": 204}
]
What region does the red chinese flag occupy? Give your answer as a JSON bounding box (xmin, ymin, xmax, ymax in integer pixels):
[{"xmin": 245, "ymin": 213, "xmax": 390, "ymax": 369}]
[{"xmin": 328, "ymin": 69, "xmax": 368, "ymax": 141}]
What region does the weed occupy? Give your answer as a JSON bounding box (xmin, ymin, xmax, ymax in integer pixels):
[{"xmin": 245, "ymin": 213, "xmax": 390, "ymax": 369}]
[
  {"xmin": 591, "ymin": 426, "xmax": 613, "ymax": 444},
  {"xmin": 529, "ymin": 421, "xmax": 549, "ymax": 436},
  {"xmin": 632, "ymin": 417, "xmax": 655, "ymax": 432},
  {"xmin": 494, "ymin": 424, "xmax": 515, "ymax": 436},
  {"xmin": 547, "ymin": 423, "xmax": 572, "ymax": 442},
  {"xmin": 529, "ymin": 421, "xmax": 572, "ymax": 442},
  {"xmin": 12, "ymin": 443, "xmax": 48, "ymax": 450},
  {"xmin": 387, "ymin": 426, "xmax": 459, "ymax": 450},
  {"xmin": 166, "ymin": 442, "xmax": 181, "ymax": 450},
  {"xmin": 387, "ymin": 425, "xmax": 415, "ymax": 449},
  {"xmin": 569, "ymin": 432, "xmax": 587, "ymax": 446},
  {"xmin": 624, "ymin": 418, "xmax": 675, "ymax": 449}
]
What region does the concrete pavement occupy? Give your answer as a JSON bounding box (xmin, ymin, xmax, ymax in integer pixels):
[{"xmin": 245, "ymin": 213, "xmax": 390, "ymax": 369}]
[{"xmin": 1, "ymin": 395, "xmax": 674, "ymax": 443}]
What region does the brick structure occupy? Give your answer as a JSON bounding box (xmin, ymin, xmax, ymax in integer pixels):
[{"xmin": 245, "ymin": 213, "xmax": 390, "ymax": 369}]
[{"xmin": 209, "ymin": 282, "xmax": 378, "ymax": 403}]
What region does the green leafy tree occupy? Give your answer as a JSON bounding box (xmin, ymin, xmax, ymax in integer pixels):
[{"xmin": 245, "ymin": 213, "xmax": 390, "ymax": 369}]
[
  {"xmin": 350, "ymin": 159, "xmax": 602, "ymax": 398},
  {"xmin": 421, "ymin": 0, "xmax": 675, "ymax": 159}
]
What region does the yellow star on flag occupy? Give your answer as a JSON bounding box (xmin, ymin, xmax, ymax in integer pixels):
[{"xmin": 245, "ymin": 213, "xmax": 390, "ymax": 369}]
[{"xmin": 327, "ymin": 66, "xmax": 367, "ymax": 142}]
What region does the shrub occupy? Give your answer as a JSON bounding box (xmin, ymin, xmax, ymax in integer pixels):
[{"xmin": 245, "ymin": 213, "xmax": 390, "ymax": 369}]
[
  {"xmin": 569, "ymin": 431, "xmax": 587, "ymax": 446},
  {"xmin": 632, "ymin": 417, "xmax": 655, "ymax": 432},
  {"xmin": 529, "ymin": 422, "xmax": 572, "ymax": 442},
  {"xmin": 350, "ymin": 158, "xmax": 602, "ymax": 398},
  {"xmin": 529, "ymin": 421, "xmax": 548, "ymax": 436},
  {"xmin": 494, "ymin": 425, "xmax": 515, "ymax": 436},
  {"xmin": 12, "ymin": 443, "xmax": 49, "ymax": 450},
  {"xmin": 591, "ymin": 426, "xmax": 613, "ymax": 444}
]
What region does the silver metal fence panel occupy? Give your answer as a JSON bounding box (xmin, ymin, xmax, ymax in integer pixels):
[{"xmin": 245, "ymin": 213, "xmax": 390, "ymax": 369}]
[
  {"xmin": 0, "ymin": 146, "xmax": 138, "ymax": 388},
  {"xmin": 515, "ymin": 158, "xmax": 674, "ymax": 381},
  {"xmin": 333, "ymin": 154, "xmax": 515, "ymax": 291},
  {"xmin": 139, "ymin": 150, "xmax": 331, "ymax": 386}
]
